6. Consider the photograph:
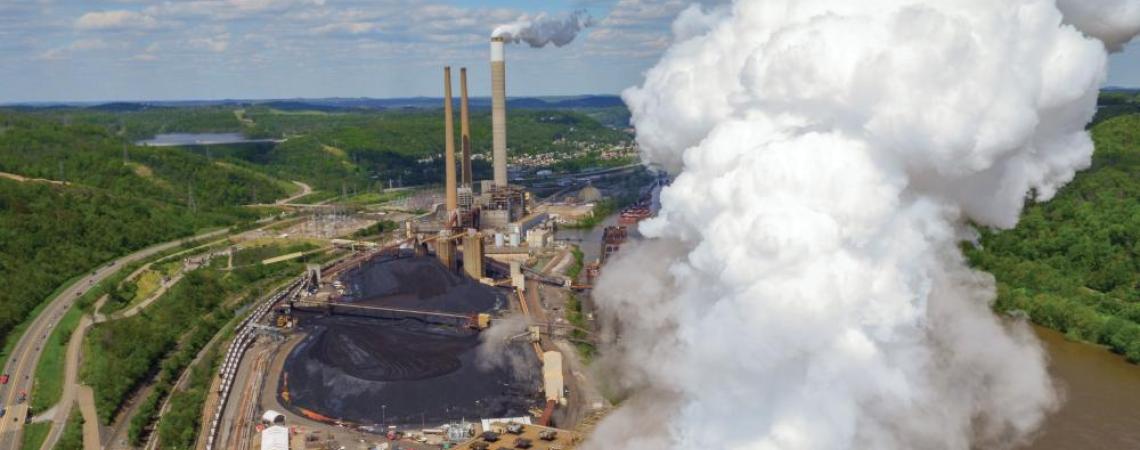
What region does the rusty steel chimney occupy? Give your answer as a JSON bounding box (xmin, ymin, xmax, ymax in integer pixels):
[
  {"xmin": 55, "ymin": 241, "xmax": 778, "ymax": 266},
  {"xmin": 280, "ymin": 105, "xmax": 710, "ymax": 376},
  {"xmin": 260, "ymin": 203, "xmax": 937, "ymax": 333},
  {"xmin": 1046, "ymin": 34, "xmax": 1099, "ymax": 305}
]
[
  {"xmin": 443, "ymin": 66, "xmax": 458, "ymax": 219},
  {"xmin": 490, "ymin": 37, "xmax": 508, "ymax": 187},
  {"xmin": 460, "ymin": 67, "xmax": 473, "ymax": 188}
]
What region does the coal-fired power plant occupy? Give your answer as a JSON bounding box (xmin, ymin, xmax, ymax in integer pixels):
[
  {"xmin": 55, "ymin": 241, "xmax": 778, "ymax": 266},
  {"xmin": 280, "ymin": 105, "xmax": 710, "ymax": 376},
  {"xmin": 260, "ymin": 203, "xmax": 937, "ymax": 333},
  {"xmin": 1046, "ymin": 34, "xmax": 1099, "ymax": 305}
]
[
  {"xmin": 423, "ymin": 35, "xmax": 532, "ymax": 278},
  {"xmin": 490, "ymin": 36, "xmax": 508, "ymax": 188}
]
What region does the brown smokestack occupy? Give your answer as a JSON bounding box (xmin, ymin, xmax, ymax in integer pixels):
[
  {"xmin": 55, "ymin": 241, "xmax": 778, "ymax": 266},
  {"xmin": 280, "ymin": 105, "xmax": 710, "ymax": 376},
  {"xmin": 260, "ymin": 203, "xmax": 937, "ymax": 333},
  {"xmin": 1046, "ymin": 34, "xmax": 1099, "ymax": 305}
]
[
  {"xmin": 443, "ymin": 67, "xmax": 458, "ymax": 218},
  {"xmin": 491, "ymin": 37, "xmax": 508, "ymax": 187},
  {"xmin": 460, "ymin": 67, "xmax": 473, "ymax": 188}
]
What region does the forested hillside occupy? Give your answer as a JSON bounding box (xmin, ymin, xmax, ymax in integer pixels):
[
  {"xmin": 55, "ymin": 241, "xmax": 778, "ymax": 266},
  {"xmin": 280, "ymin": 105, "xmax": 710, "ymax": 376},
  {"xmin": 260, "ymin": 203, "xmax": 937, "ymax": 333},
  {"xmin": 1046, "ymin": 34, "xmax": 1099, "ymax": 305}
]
[
  {"xmin": 0, "ymin": 180, "xmax": 245, "ymax": 354},
  {"xmin": 1096, "ymin": 90, "xmax": 1140, "ymax": 124},
  {"xmin": 5, "ymin": 106, "xmax": 631, "ymax": 193},
  {"xmin": 0, "ymin": 112, "xmax": 282, "ymax": 354},
  {"xmin": 216, "ymin": 108, "xmax": 629, "ymax": 190},
  {"xmin": 0, "ymin": 112, "xmax": 291, "ymax": 207},
  {"xmin": 968, "ymin": 113, "xmax": 1140, "ymax": 362},
  {"xmin": 14, "ymin": 105, "xmax": 242, "ymax": 141}
]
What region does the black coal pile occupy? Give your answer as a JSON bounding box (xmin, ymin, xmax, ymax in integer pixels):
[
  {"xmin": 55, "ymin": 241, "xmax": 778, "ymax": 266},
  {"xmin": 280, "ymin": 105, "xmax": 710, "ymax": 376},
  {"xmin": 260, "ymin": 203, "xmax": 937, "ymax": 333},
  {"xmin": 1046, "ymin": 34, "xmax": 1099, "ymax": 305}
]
[
  {"xmin": 344, "ymin": 255, "xmax": 506, "ymax": 313},
  {"xmin": 281, "ymin": 257, "xmax": 540, "ymax": 426}
]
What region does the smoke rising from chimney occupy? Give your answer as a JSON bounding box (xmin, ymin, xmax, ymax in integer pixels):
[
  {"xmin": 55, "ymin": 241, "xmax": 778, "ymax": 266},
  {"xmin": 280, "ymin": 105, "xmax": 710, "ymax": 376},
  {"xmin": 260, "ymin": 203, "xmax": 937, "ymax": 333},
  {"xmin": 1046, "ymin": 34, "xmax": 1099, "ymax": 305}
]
[
  {"xmin": 492, "ymin": 9, "xmax": 593, "ymax": 48},
  {"xmin": 585, "ymin": 1, "xmax": 1140, "ymax": 449}
]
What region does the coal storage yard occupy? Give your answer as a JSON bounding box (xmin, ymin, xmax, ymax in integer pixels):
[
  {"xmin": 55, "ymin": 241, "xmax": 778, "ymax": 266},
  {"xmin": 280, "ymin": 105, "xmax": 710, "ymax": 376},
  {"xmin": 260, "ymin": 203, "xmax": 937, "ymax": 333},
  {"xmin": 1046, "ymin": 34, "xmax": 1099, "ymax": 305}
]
[
  {"xmin": 280, "ymin": 256, "xmax": 541, "ymax": 426},
  {"xmin": 342, "ymin": 255, "xmax": 505, "ymax": 312}
]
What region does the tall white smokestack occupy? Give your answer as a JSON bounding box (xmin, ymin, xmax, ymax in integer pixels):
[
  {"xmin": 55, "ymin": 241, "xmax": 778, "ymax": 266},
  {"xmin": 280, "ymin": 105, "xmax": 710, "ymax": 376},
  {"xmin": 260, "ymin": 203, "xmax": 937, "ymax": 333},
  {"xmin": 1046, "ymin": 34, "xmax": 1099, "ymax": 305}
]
[
  {"xmin": 488, "ymin": 10, "xmax": 593, "ymax": 189},
  {"xmin": 491, "ymin": 37, "xmax": 508, "ymax": 187}
]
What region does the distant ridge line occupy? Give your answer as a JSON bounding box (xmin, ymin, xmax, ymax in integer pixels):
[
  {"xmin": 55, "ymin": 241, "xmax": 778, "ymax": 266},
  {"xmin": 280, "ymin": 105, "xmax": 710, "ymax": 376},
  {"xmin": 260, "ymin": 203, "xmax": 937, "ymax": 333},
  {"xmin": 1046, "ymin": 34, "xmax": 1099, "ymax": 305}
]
[{"xmin": 1, "ymin": 95, "xmax": 627, "ymax": 110}]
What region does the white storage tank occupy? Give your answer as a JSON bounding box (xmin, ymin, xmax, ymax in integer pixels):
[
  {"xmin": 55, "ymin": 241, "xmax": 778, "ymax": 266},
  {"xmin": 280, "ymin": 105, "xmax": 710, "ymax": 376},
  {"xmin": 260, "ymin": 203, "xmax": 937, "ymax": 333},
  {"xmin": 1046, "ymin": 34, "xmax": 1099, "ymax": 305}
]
[
  {"xmin": 495, "ymin": 233, "xmax": 505, "ymax": 248},
  {"xmin": 262, "ymin": 410, "xmax": 286, "ymax": 425},
  {"xmin": 509, "ymin": 233, "xmax": 520, "ymax": 247}
]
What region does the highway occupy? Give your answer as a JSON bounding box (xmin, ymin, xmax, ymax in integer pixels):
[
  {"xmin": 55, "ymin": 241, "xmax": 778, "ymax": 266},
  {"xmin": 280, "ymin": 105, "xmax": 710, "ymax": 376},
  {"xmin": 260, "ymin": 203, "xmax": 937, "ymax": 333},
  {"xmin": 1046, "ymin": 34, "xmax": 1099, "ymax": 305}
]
[{"xmin": 0, "ymin": 228, "xmax": 229, "ymax": 450}]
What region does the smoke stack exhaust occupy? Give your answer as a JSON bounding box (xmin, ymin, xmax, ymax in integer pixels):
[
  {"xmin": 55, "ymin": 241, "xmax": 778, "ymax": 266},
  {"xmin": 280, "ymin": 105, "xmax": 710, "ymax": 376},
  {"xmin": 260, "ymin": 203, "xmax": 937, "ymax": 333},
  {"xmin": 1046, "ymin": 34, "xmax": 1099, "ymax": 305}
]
[
  {"xmin": 490, "ymin": 37, "xmax": 508, "ymax": 187},
  {"xmin": 443, "ymin": 66, "xmax": 458, "ymax": 219},
  {"xmin": 460, "ymin": 67, "xmax": 473, "ymax": 188}
]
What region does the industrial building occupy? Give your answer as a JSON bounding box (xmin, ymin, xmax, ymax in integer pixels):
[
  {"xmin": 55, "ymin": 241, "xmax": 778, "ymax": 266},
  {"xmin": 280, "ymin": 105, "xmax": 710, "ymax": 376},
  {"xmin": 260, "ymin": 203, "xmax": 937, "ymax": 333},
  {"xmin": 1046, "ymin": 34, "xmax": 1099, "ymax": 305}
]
[
  {"xmin": 413, "ymin": 36, "xmax": 558, "ymax": 280},
  {"xmin": 260, "ymin": 425, "xmax": 289, "ymax": 450},
  {"xmin": 543, "ymin": 351, "xmax": 564, "ymax": 404}
]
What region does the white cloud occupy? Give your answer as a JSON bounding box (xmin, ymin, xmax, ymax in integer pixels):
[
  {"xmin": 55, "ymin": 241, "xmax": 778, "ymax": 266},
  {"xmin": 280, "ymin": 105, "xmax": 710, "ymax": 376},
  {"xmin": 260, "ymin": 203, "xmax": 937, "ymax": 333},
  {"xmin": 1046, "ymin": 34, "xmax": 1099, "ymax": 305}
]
[
  {"xmin": 131, "ymin": 42, "xmax": 161, "ymax": 61},
  {"xmin": 35, "ymin": 38, "xmax": 114, "ymax": 60},
  {"xmin": 189, "ymin": 34, "xmax": 230, "ymax": 52},
  {"xmin": 311, "ymin": 22, "xmax": 380, "ymax": 36},
  {"xmin": 579, "ymin": 0, "xmax": 696, "ymax": 59},
  {"xmin": 145, "ymin": 0, "xmax": 327, "ymax": 21},
  {"xmin": 35, "ymin": 48, "xmax": 65, "ymax": 61},
  {"xmin": 75, "ymin": 10, "xmax": 158, "ymax": 31},
  {"xmin": 600, "ymin": 0, "xmax": 689, "ymax": 27},
  {"xmin": 71, "ymin": 38, "xmax": 109, "ymax": 51},
  {"xmin": 5, "ymin": 0, "xmax": 709, "ymax": 100},
  {"xmin": 130, "ymin": 52, "xmax": 159, "ymax": 61}
]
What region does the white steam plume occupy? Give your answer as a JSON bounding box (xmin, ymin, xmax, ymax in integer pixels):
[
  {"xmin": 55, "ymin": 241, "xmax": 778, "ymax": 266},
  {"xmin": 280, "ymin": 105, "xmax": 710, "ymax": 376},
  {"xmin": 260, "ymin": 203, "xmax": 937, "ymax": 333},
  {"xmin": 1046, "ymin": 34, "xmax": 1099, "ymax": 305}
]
[
  {"xmin": 475, "ymin": 313, "xmax": 533, "ymax": 379},
  {"xmin": 492, "ymin": 9, "xmax": 593, "ymax": 48},
  {"xmin": 1057, "ymin": 0, "xmax": 1140, "ymax": 51},
  {"xmin": 587, "ymin": 1, "xmax": 1140, "ymax": 449}
]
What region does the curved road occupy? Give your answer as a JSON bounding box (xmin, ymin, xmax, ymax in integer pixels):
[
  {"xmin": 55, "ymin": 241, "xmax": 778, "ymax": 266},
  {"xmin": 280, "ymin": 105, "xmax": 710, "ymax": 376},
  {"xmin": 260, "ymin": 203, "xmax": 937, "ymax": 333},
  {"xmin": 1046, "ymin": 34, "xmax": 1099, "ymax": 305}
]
[
  {"xmin": 276, "ymin": 181, "xmax": 312, "ymax": 206},
  {"xmin": 0, "ymin": 228, "xmax": 229, "ymax": 450}
]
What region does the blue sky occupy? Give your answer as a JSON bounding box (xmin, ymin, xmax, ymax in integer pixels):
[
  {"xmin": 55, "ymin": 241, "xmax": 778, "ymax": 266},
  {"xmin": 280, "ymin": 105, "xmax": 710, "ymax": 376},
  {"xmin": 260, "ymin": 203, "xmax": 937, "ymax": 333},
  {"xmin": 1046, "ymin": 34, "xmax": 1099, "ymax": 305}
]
[{"xmin": 1, "ymin": 0, "xmax": 1138, "ymax": 103}]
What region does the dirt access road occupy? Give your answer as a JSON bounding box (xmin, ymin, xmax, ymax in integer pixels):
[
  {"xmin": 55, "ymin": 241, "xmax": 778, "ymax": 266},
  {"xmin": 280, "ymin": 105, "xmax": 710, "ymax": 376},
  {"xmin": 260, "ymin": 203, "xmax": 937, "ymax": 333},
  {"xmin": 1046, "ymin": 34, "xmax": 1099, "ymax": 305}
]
[
  {"xmin": 42, "ymin": 265, "xmax": 194, "ymax": 450},
  {"xmin": 277, "ymin": 181, "xmax": 313, "ymax": 205}
]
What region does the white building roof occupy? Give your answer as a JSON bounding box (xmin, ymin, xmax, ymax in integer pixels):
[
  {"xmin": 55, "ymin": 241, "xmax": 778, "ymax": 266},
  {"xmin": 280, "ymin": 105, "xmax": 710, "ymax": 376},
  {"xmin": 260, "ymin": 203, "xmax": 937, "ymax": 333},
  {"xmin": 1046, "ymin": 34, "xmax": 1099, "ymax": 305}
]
[{"xmin": 261, "ymin": 425, "xmax": 289, "ymax": 450}]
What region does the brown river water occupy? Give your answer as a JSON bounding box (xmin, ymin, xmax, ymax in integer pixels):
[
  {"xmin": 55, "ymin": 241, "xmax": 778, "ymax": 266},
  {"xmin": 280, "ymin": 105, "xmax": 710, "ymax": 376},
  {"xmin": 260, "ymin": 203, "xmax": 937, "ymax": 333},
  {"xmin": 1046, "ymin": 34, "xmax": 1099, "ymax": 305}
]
[{"xmin": 1027, "ymin": 326, "xmax": 1140, "ymax": 450}]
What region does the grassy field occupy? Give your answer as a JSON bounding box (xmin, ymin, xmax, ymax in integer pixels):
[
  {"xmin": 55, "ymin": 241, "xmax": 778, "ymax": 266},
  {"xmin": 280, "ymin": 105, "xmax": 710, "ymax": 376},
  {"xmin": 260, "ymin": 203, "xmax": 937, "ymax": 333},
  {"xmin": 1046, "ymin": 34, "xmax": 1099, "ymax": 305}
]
[
  {"xmin": 30, "ymin": 303, "xmax": 84, "ymax": 412},
  {"xmin": 565, "ymin": 294, "xmax": 596, "ymax": 362},
  {"xmin": 566, "ymin": 246, "xmax": 585, "ymax": 281},
  {"xmin": 129, "ymin": 271, "xmax": 164, "ymax": 307},
  {"xmin": 232, "ymin": 241, "xmax": 320, "ymax": 267},
  {"xmin": 20, "ymin": 421, "xmax": 49, "ymax": 450},
  {"xmin": 340, "ymin": 189, "xmax": 411, "ymax": 205},
  {"xmin": 291, "ymin": 190, "xmax": 338, "ymax": 204}
]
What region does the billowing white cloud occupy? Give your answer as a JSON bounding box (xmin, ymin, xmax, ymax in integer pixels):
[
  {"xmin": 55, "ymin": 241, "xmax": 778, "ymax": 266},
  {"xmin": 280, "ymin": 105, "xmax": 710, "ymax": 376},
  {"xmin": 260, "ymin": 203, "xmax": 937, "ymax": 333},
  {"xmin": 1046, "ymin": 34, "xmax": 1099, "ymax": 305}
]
[
  {"xmin": 587, "ymin": 1, "xmax": 1140, "ymax": 450},
  {"xmin": 1057, "ymin": 0, "xmax": 1140, "ymax": 51}
]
